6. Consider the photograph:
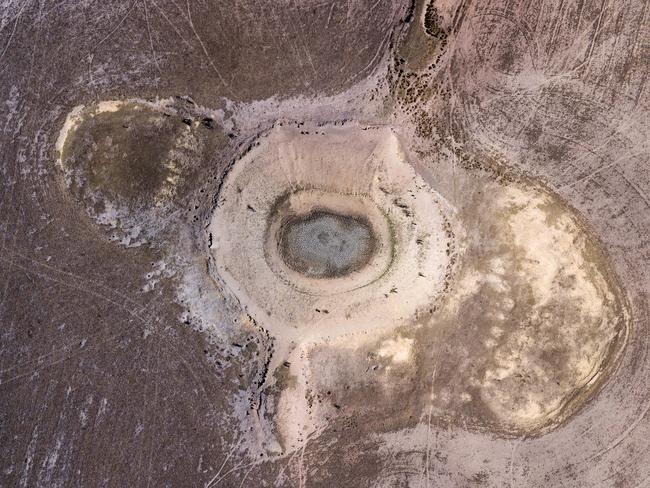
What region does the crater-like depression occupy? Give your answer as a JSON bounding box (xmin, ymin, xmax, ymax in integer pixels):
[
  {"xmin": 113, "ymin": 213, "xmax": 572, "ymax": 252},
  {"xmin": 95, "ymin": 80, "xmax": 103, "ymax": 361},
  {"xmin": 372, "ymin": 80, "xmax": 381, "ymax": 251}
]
[
  {"xmin": 278, "ymin": 210, "xmax": 375, "ymax": 278},
  {"xmin": 209, "ymin": 124, "xmax": 454, "ymax": 340}
]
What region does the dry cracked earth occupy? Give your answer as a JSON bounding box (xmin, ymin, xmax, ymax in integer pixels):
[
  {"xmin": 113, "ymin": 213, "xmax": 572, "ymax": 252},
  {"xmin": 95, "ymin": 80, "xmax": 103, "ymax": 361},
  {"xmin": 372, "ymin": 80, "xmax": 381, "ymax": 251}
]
[{"xmin": 0, "ymin": 0, "xmax": 649, "ymax": 487}]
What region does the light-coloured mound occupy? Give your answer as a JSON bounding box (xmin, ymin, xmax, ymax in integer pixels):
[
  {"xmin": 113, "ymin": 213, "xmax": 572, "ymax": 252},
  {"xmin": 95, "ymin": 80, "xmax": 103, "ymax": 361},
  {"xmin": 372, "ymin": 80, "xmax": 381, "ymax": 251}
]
[
  {"xmin": 209, "ymin": 124, "xmax": 457, "ymax": 342},
  {"xmin": 474, "ymin": 186, "xmax": 626, "ymax": 432}
]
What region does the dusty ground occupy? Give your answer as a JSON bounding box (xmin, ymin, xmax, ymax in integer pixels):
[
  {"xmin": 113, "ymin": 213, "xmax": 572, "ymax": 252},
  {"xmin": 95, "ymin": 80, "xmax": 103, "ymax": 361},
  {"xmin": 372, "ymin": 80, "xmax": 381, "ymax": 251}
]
[{"xmin": 1, "ymin": 0, "xmax": 649, "ymax": 487}]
